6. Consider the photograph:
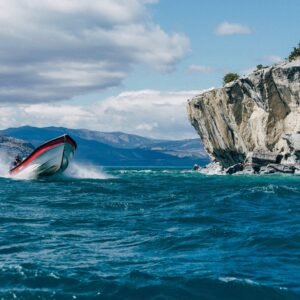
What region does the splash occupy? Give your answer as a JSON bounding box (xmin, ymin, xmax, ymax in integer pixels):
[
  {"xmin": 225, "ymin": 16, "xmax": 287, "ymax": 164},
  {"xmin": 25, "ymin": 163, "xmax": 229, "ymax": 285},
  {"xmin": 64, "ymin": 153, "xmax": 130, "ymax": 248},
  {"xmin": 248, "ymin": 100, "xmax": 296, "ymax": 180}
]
[
  {"xmin": 0, "ymin": 151, "xmax": 12, "ymax": 178},
  {"xmin": 0, "ymin": 149, "xmax": 111, "ymax": 180},
  {"xmin": 0, "ymin": 150, "xmax": 39, "ymax": 180},
  {"xmin": 12, "ymin": 164, "xmax": 40, "ymax": 180},
  {"xmin": 64, "ymin": 162, "xmax": 112, "ymax": 179}
]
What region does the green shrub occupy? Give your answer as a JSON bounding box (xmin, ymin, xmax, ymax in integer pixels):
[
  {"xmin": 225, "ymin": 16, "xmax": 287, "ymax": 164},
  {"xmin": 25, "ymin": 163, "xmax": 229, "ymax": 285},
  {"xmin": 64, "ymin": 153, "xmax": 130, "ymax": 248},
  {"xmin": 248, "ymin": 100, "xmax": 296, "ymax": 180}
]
[
  {"xmin": 223, "ymin": 73, "xmax": 239, "ymax": 85},
  {"xmin": 288, "ymin": 43, "xmax": 300, "ymax": 61},
  {"xmin": 256, "ymin": 64, "xmax": 268, "ymax": 70}
]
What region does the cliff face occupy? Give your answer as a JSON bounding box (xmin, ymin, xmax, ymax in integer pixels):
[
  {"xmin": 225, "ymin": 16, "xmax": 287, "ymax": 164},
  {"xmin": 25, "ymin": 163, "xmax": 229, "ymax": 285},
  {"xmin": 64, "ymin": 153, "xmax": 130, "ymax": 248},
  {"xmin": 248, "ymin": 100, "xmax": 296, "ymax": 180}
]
[{"xmin": 187, "ymin": 59, "xmax": 300, "ymax": 174}]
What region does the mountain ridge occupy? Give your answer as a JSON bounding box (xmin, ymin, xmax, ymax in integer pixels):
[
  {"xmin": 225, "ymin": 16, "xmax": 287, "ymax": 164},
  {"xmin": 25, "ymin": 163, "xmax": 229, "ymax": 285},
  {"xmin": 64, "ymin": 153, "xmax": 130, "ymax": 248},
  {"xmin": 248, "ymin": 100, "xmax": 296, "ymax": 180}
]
[{"xmin": 0, "ymin": 126, "xmax": 209, "ymax": 167}]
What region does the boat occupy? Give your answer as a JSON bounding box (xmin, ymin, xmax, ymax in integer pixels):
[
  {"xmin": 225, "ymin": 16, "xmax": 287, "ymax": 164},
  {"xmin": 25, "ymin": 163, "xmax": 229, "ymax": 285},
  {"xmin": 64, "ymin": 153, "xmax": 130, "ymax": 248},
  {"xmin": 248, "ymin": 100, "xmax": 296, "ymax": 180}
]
[{"xmin": 9, "ymin": 134, "xmax": 77, "ymax": 178}]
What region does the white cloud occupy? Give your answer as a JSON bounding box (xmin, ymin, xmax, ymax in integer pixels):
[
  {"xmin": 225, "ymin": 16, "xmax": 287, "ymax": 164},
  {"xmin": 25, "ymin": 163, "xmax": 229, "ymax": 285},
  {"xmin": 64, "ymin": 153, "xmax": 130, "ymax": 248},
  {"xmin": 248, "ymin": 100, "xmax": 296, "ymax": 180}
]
[
  {"xmin": 265, "ymin": 55, "xmax": 283, "ymax": 63},
  {"xmin": 214, "ymin": 21, "xmax": 252, "ymax": 35},
  {"xmin": 188, "ymin": 65, "xmax": 215, "ymax": 74},
  {"xmin": 136, "ymin": 123, "xmax": 158, "ymax": 131},
  {"xmin": 240, "ymin": 66, "xmax": 256, "ymax": 76},
  {"xmin": 0, "ymin": 0, "xmax": 190, "ymax": 103},
  {"xmin": 0, "ymin": 89, "xmax": 212, "ymax": 139}
]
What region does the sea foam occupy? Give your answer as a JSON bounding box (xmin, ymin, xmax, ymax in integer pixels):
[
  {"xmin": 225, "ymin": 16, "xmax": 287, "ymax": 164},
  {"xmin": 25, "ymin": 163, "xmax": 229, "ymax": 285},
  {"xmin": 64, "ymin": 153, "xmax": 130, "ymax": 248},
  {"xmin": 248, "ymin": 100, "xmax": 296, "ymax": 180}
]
[
  {"xmin": 64, "ymin": 162, "xmax": 112, "ymax": 179},
  {"xmin": 0, "ymin": 151, "xmax": 12, "ymax": 178}
]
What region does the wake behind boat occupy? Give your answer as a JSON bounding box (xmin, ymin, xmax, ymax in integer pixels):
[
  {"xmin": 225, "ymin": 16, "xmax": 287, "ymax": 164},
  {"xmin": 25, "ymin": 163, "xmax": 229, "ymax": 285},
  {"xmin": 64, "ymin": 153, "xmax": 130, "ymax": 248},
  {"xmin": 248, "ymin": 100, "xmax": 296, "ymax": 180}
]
[{"xmin": 9, "ymin": 134, "xmax": 77, "ymax": 178}]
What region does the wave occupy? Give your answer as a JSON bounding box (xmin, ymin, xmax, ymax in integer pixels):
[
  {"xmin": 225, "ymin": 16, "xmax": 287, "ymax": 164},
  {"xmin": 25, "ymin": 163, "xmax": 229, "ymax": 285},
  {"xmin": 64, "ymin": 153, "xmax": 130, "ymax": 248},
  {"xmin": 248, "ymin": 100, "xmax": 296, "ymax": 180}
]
[
  {"xmin": 64, "ymin": 162, "xmax": 113, "ymax": 179},
  {"xmin": 0, "ymin": 268, "xmax": 297, "ymax": 300},
  {"xmin": 0, "ymin": 151, "xmax": 12, "ymax": 178}
]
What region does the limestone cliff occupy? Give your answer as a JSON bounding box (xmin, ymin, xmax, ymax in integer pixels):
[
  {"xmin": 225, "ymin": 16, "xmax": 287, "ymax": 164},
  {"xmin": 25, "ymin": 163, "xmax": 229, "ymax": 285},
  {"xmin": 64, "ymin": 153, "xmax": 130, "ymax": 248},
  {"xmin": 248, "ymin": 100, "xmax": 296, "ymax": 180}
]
[{"xmin": 187, "ymin": 59, "xmax": 300, "ymax": 174}]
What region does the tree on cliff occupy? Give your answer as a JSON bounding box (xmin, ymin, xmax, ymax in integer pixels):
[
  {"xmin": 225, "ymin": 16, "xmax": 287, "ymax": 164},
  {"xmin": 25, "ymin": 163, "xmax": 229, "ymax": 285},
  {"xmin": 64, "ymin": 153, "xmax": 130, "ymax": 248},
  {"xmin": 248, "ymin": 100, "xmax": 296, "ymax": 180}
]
[
  {"xmin": 223, "ymin": 73, "xmax": 239, "ymax": 85},
  {"xmin": 256, "ymin": 64, "xmax": 268, "ymax": 70},
  {"xmin": 289, "ymin": 43, "xmax": 300, "ymax": 61}
]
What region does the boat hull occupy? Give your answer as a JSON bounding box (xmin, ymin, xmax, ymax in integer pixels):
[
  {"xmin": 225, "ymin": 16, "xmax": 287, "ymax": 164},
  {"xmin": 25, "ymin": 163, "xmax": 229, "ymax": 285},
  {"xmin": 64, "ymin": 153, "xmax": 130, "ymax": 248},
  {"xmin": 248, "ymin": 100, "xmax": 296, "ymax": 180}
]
[{"xmin": 9, "ymin": 135, "xmax": 77, "ymax": 178}]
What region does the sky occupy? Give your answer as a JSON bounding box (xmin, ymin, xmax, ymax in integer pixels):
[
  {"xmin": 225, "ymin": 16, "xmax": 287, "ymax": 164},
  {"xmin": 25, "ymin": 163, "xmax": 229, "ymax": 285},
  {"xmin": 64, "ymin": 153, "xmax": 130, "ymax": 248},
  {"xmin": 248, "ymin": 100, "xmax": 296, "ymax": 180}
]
[{"xmin": 0, "ymin": 0, "xmax": 299, "ymax": 139}]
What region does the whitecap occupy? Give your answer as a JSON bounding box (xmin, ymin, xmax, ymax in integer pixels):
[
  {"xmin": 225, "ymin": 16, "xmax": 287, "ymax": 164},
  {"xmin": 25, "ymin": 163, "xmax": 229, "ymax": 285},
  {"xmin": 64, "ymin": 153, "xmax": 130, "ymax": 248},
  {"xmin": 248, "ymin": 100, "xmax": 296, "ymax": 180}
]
[
  {"xmin": 64, "ymin": 162, "xmax": 113, "ymax": 179},
  {"xmin": 219, "ymin": 277, "xmax": 259, "ymax": 285}
]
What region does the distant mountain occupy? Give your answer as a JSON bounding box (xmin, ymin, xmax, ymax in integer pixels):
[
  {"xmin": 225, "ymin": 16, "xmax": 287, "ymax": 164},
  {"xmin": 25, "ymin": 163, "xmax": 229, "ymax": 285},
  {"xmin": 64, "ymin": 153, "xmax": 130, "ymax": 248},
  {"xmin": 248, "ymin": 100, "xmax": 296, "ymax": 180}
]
[{"xmin": 0, "ymin": 126, "xmax": 209, "ymax": 166}]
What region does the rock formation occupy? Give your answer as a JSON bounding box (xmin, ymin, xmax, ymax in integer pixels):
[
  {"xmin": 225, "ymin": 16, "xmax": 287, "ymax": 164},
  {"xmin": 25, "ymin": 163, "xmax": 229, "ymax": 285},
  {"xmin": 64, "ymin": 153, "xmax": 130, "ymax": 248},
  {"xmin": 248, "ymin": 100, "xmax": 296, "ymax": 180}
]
[{"xmin": 187, "ymin": 59, "xmax": 300, "ymax": 174}]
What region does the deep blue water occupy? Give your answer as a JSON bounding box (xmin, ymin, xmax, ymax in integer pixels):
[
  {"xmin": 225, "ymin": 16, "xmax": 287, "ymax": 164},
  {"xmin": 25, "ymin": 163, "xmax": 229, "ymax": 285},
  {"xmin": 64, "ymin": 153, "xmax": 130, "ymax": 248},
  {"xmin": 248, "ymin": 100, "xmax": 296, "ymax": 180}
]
[{"xmin": 0, "ymin": 168, "xmax": 300, "ymax": 299}]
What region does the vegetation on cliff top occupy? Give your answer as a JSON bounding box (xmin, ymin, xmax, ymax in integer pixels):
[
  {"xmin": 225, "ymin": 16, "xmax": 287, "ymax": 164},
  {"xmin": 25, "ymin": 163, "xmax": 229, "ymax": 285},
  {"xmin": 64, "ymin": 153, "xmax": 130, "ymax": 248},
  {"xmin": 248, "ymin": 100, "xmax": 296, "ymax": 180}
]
[
  {"xmin": 256, "ymin": 64, "xmax": 268, "ymax": 70},
  {"xmin": 223, "ymin": 73, "xmax": 239, "ymax": 85},
  {"xmin": 289, "ymin": 43, "xmax": 300, "ymax": 61}
]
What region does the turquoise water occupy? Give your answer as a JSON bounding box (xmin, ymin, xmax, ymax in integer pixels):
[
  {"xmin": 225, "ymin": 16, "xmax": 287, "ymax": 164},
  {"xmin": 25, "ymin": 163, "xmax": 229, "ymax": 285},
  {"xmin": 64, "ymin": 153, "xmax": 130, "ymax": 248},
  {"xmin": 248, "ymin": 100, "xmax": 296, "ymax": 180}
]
[{"xmin": 0, "ymin": 168, "xmax": 299, "ymax": 299}]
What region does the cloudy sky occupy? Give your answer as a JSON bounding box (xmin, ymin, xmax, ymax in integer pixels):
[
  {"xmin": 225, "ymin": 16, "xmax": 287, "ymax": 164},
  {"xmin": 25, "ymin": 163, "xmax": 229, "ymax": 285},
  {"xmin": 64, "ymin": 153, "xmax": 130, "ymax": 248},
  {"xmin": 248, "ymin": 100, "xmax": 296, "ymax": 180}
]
[{"xmin": 0, "ymin": 0, "xmax": 299, "ymax": 139}]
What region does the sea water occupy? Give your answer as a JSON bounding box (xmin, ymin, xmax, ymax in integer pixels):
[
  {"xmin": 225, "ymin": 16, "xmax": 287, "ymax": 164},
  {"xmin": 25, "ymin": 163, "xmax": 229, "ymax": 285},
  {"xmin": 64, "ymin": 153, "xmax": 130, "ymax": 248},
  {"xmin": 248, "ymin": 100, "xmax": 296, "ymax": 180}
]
[{"xmin": 0, "ymin": 167, "xmax": 299, "ymax": 299}]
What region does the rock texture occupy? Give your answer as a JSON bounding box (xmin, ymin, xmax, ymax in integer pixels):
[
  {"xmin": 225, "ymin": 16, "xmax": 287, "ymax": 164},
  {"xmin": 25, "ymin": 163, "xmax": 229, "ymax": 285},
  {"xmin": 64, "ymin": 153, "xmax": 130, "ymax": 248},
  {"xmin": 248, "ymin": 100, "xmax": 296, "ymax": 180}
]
[
  {"xmin": 0, "ymin": 135, "xmax": 34, "ymax": 161},
  {"xmin": 187, "ymin": 59, "xmax": 300, "ymax": 174}
]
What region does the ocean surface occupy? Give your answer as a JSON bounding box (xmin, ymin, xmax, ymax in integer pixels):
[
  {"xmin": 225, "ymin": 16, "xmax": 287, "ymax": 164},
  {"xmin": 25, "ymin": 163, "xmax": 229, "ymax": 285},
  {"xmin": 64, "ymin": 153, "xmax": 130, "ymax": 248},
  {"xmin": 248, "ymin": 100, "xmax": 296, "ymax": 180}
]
[{"xmin": 0, "ymin": 166, "xmax": 299, "ymax": 299}]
